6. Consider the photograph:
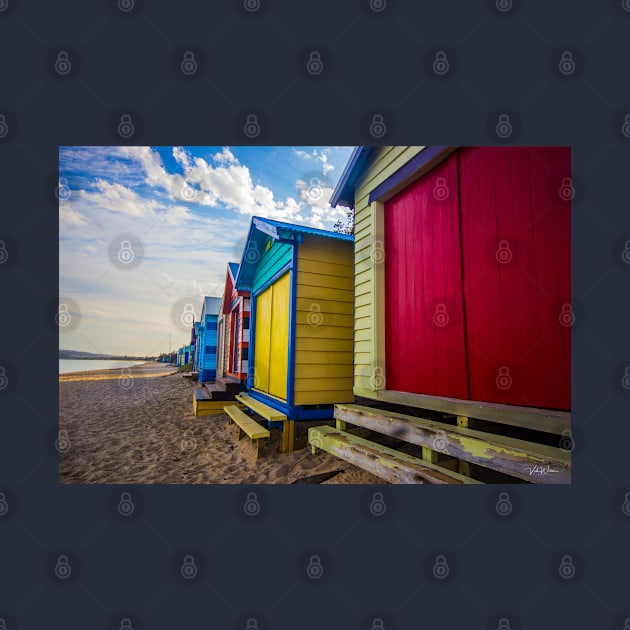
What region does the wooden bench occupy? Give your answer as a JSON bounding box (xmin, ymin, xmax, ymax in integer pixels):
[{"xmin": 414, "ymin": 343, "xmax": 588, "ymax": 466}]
[
  {"xmin": 235, "ymin": 393, "xmax": 295, "ymax": 453},
  {"xmin": 309, "ymin": 426, "xmax": 480, "ymax": 484},
  {"xmin": 225, "ymin": 405, "xmax": 270, "ymax": 459},
  {"xmin": 334, "ymin": 404, "xmax": 570, "ymax": 484}
]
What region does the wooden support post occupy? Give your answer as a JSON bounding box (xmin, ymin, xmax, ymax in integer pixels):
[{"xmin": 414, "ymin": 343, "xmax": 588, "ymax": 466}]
[
  {"xmin": 336, "ymin": 418, "xmax": 347, "ymax": 431},
  {"xmin": 422, "ymin": 446, "xmax": 438, "ymax": 463},
  {"xmin": 237, "ymin": 426, "xmax": 244, "ymax": 440},
  {"xmin": 281, "ymin": 420, "xmax": 295, "ymax": 454},
  {"xmin": 457, "ymin": 416, "xmax": 471, "ymax": 477},
  {"xmin": 256, "ymin": 438, "xmax": 264, "ymax": 460}
]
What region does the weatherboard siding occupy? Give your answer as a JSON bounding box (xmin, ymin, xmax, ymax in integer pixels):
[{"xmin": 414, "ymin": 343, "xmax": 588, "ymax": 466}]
[
  {"xmin": 252, "ymin": 240, "xmax": 292, "ymax": 294},
  {"xmin": 352, "ymin": 146, "xmax": 425, "ymax": 394},
  {"xmin": 294, "ymin": 235, "xmax": 354, "ymax": 406}
]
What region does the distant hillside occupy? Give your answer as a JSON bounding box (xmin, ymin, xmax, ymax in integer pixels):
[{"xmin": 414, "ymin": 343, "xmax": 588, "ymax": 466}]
[{"xmin": 59, "ymin": 349, "xmax": 150, "ymax": 360}]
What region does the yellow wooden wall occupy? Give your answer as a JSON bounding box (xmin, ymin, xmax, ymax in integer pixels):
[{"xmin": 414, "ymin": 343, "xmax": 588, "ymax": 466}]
[
  {"xmin": 353, "ymin": 146, "xmax": 425, "ymax": 397},
  {"xmin": 294, "ymin": 235, "xmax": 354, "ymax": 406}
]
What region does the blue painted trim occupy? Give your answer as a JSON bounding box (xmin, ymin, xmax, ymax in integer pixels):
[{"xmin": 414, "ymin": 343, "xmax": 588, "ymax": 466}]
[
  {"xmin": 286, "ymin": 245, "xmax": 298, "ymax": 408},
  {"xmin": 247, "ymin": 289, "xmax": 256, "ymax": 390},
  {"xmin": 246, "ymin": 389, "xmax": 335, "ymax": 421},
  {"xmin": 368, "ymin": 146, "xmax": 450, "ymax": 204},
  {"xmin": 251, "ymin": 262, "xmax": 291, "ymax": 298},
  {"xmin": 247, "ymin": 389, "xmax": 292, "ymax": 416},
  {"xmin": 330, "ymin": 146, "xmax": 374, "ymax": 209}
]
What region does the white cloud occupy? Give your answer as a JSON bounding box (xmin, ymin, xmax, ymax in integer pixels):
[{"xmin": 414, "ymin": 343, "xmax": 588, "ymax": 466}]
[
  {"xmin": 59, "ymin": 146, "xmax": 354, "ymax": 355},
  {"xmin": 59, "ymin": 204, "xmax": 87, "ymax": 226}
]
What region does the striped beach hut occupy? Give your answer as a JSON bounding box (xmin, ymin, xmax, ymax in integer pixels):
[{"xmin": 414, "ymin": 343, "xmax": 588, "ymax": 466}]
[
  {"xmin": 196, "ymin": 296, "xmax": 221, "ymax": 383},
  {"xmin": 308, "ymin": 146, "xmax": 572, "ymax": 484},
  {"xmin": 217, "ymin": 262, "xmax": 251, "ymax": 382},
  {"xmin": 232, "ymin": 216, "xmax": 354, "ymax": 451}
]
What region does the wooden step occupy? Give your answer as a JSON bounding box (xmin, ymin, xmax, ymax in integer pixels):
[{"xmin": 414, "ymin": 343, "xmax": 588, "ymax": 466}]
[
  {"xmin": 309, "ymin": 426, "xmax": 480, "ymax": 485},
  {"xmin": 203, "ymin": 383, "xmax": 236, "ymax": 400},
  {"xmin": 216, "ymin": 376, "xmax": 241, "ymax": 394},
  {"xmin": 334, "ymin": 404, "xmax": 570, "ymax": 484},
  {"xmin": 225, "ymin": 405, "xmax": 270, "ymax": 459},
  {"xmin": 194, "ymin": 388, "xmax": 211, "ymax": 401},
  {"xmin": 193, "ymin": 390, "xmax": 238, "ymax": 416},
  {"xmin": 235, "ymin": 394, "xmax": 287, "ymax": 422}
]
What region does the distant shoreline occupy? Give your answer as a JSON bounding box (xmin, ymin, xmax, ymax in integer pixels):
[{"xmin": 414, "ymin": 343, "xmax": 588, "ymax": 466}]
[{"xmin": 59, "ymin": 361, "xmax": 176, "ymax": 382}]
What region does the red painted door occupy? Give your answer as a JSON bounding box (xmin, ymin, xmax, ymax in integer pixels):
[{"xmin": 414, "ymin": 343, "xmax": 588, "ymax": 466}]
[
  {"xmin": 459, "ymin": 147, "xmax": 570, "ymax": 409},
  {"xmin": 384, "ymin": 153, "xmax": 469, "ymax": 399}
]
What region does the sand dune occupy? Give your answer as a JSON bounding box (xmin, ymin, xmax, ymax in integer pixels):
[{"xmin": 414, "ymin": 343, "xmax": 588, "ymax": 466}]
[{"xmin": 59, "ymin": 363, "xmax": 380, "ymax": 484}]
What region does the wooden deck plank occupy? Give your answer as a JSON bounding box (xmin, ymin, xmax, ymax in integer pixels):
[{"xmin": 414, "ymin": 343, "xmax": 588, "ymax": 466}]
[
  {"xmin": 235, "ymin": 393, "xmax": 287, "ymax": 421},
  {"xmin": 354, "ymin": 388, "xmax": 570, "ymax": 435},
  {"xmin": 334, "ymin": 404, "xmax": 570, "ymax": 484},
  {"xmin": 308, "ymin": 426, "xmax": 480, "ymax": 485}
]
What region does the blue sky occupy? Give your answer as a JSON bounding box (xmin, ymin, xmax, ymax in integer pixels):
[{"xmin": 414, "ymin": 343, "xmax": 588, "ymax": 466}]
[{"xmin": 59, "ymin": 145, "xmax": 354, "ymax": 356}]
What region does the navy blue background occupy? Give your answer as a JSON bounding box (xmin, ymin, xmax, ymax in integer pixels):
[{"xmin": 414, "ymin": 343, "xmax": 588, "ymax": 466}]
[{"xmin": 1, "ymin": 0, "xmax": 630, "ymax": 628}]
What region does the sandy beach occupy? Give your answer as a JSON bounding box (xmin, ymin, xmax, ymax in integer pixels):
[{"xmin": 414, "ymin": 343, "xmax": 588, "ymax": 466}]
[{"xmin": 59, "ymin": 362, "xmax": 380, "ymax": 484}]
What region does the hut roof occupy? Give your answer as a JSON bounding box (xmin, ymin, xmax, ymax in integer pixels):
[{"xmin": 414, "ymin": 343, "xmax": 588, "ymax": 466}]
[
  {"xmin": 234, "ymin": 216, "xmax": 353, "ymax": 291},
  {"xmin": 329, "ymin": 146, "xmax": 375, "ymax": 209}
]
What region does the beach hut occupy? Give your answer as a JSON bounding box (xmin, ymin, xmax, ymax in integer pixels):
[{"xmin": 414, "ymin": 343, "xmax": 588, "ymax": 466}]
[
  {"xmin": 192, "ymin": 321, "xmax": 201, "ymax": 373},
  {"xmin": 217, "ymin": 262, "xmax": 251, "ymax": 382},
  {"xmin": 233, "ymin": 216, "xmax": 354, "ymax": 452},
  {"xmin": 196, "ymin": 296, "xmax": 221, "ymax": 383},
  {"xmin": 308, "ymin": 146, "xmax": 572, "ymax": 484}
]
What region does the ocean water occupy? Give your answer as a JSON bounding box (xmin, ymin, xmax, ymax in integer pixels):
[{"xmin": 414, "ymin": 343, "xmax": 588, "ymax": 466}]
[{"xmin": 59, "ymin": 359, "xmax": 147, "ymax": 375}]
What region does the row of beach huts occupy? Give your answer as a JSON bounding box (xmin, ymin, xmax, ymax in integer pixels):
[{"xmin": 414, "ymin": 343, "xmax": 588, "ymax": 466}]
[{"xmin": 174, "ymin": 146, "xmax": 572, "ymax": 484}]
